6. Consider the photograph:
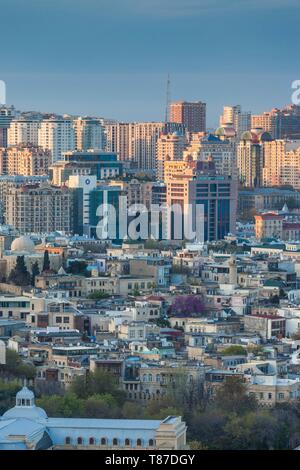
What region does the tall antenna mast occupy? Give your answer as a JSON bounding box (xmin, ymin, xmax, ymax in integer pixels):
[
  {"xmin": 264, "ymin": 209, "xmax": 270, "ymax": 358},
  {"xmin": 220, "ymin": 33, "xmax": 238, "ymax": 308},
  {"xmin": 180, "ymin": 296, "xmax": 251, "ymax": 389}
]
[{"xmin": 165, "ymin": 73, "xmax": 171, "ymax": 123}]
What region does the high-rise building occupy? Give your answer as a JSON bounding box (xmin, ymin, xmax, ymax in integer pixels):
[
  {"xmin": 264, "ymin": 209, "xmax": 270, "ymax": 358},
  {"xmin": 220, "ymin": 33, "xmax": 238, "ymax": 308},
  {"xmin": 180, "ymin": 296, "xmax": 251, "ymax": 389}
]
[
  {"xmin": 38, "ymin": 119, "xmax": 75, "ymax": 162},
  {"xmin": 0, "ymin": 106, "xmax": 16, "ymax": 148},
  {"xmin": 50, "ymin": 150, "xmax": 123, "ymax": 186},
  {"xmin": 105, "ymin": 122, "xmax": 184, "ymax": 170},
  {"xmin": 0, "ymin": 145, "xmax": 51, "ymax": 176},
  {"xmin": 220, "ymin": 105, "xmax": 251, "ymax": 140},
  {"xmin": 262, "ymin": 139, "xmax": 286, "ymax": 187},
  {"xmin": 165, "ymin": 156, "xmax": 237, "ymax": 241},
  {"xmin": 156, "ymin": 131, "xmax": 187, "ymax": 181},
  {"xmin": 170, "ymin": 101, "xmax": 206, "ymax": 133},
  {"xmin": 73, "ymin": 117, "xmax": 104, "ymax": 151},
  {"xmin": 252, "ymin": 105, "xmax": 300, "ymax": 140},
  {"xmin": 5, "ymin": 182, "xmax": 72, "ymax": 234},
  {"xmin": 262, "ymin": 140, "xmax": 300, "ymax": 190},
  {"xmin": 0, "ymin": 175, "xmax": 49, "ymax": 224},
  {"xmin": 8, "ymin": 119, "xmax": 41, "ymax": 146},
  {"xmin": 237, "ymin": 130, "xmax": 272, "ymax": 188},
  {"xmin": 183, "ymin": 133, "xmax": 237, "ymax": 178},
  {"xmin": 251, "ymin": 109, "xmax": 281, "ymax": 139}
]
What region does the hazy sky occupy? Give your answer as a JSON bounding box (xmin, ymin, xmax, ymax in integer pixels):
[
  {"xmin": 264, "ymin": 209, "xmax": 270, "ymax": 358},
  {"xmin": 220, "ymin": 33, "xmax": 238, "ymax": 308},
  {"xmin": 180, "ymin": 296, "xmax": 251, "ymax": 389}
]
[{"xmin": 1, "ymin": 0, "xmax": 299, "ymax": 126}]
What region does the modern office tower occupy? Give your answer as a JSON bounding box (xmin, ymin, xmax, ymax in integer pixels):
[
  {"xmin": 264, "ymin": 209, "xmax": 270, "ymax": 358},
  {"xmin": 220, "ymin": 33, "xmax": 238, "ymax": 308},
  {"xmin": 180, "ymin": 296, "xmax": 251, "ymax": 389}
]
[
  {"xmin": 50, "ymin": 150, "xmax": 123, "ymax": 186},
  {"xmin": 0, "ymin": 145, "xmax": 51, "ymax": 176},
  {"xmin": 68, "ymin": 175, "xmax": 97, "ymax": 235},
  {"xmin": 237, "ymin": 130, "xmax": 272, "ymax": 188},
  {"xmin": 183, "ymin": 133, "xmax": 237, "ymax": 178},
  {"xmin": 0, "ymin": 106, "xmax": 16, "ymax": 148},
  {"xmin": 170, "ymin": 101, "xmax": 206, "ymax": 133},
  {"xmin": 156, "ymin": 131, "xmax": 187, "ymax": 181},
  {"xmin": 38, "ymin": 118, "xmax": 75, "ymax": 162},
  {"xmin": 220, "ymin": 105, "xmax": 251, "ymax": 139},
  {"xmin": 151, "ymin": 182, "xmax": 167, "ymax": 205},
  {"xmin": 165, "ymin": 156, "xmax": 237, "ymax": 241},
  {"xmin": 73, "ymin": 117, "xmax": 104, "ymax": 151},
  {"xmin": 4, "ymin": 182, "xmax": 72, "ymax": 234},
  {"xmin": 8, "ymin": 118, "xmax": 41, "ymax": 146},
  {"xmin": 87, "ymin": 185, "xmax": 123, "ymax": 240},
  {"xmin": 0, "ymin": 175, "xmax": 49, "ymax": 223}
]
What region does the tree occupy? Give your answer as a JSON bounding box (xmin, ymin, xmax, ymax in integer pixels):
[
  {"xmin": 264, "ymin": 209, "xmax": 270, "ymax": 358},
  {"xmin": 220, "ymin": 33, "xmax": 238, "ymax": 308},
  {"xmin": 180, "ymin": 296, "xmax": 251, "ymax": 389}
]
[
  {"xmin": 8, "ymin": 256, "xmax": 31, "ymax": 286},
  {"xmin": 42, "ymin": 250, "xmax": 50, "ymax": 272},
  {"xmin": 171, "ymin": 295, "xmax": 205, "ymax": 317},
  {"xmin": 214, "ymin": 377, "xmax": 257, "ymax": 415},
  {"xmin": 0, "ymin": 349, "xmax": 36, "ymax": 380},
  {"xmin": 88, "ymin": 291, "xmax": 110, "ymax": 300},
  {"xmin": 222, "ymin": 345, "xmax": 247, "ymax": 356},
  {"xmin": 31, "ymin": 261, "xmax": 40, "ymax": 286}
]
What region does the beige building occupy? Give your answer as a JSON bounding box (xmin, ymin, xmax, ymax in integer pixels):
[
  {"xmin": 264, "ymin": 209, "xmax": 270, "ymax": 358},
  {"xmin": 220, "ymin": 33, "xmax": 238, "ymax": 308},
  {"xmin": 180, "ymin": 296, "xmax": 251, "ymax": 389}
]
[
  {"xmin": 4, "ymin": 183, "xmax": 72, "ymax": 234},
  {"xmin": 254, "ymin": 212, "xmax": 284, "ymax": 240},
  {"xmin": 8, "ymin": 119, "xmax": 41, "ymax": 146},
  {"xmin": 0, "ymin": 145, "xmax": 51, "ymax": 176},
  {"xmin": 262, "ymin": 139, "xmax": 286, "ymax": 187},
  {"xmin": 156, "ymin": 132, "xmax": 187, "ymax": 181}
]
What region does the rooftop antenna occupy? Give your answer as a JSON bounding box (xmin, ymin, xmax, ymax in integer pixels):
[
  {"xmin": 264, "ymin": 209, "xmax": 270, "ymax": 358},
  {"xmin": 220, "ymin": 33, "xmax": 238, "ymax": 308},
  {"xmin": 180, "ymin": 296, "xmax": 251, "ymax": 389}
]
[{"xmin": 165, "ymin": 74, "xmax": 171, "ymax": 124}]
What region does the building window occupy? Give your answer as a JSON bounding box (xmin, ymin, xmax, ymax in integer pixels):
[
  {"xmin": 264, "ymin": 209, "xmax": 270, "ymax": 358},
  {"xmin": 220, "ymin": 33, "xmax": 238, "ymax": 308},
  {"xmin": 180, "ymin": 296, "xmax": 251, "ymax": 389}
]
[
  {"xmin": 65, "ymin": 437, "xmax": 71, "ymax": 445},
  {"xmin": 113, "ymin": 438, "xmax": 118, "ymax": 446},
  {"xmin": 125, "ymin": 438, "xmax": 130, "ymax": 446},
  {"xmin": 77, "ymin": 437, "xmax": 83, "ymax": 445},
  {"xmin": 89, "ymin": 437, "xmax": 95, "ymax": 445},
  {"xmin": 101, "ymin": 438, "xmax": 107, "ymax": 445},
  {"xmin": 136, "ymin": 439, "xmax": 142, "ymax": 447},
  {"xmin": 149, "ymin": 439, "xmax": 154, "ymax": 447}
]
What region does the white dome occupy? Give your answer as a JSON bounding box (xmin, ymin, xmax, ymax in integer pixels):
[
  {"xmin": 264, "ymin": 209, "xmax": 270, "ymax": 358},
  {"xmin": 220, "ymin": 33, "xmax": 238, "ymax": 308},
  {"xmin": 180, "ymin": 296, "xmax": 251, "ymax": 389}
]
[{"xmin": 11, "ymin": 236, "xmax": 35, "ymax": 253}]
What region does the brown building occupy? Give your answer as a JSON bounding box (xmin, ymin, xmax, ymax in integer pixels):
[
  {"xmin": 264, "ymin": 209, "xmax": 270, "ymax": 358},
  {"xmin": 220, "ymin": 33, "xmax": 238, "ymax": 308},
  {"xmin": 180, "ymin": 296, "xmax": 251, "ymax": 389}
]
[{"xmin": 170, "ymin": 101, "xmax": 206, "ymax": 133}]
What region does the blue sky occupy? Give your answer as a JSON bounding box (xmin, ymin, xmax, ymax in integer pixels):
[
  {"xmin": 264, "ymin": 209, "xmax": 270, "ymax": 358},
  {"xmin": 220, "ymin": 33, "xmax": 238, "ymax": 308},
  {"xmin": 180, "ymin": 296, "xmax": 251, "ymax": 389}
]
[{"xmin": 1, "ymin": 0, "xmax": 299, "ymax": 126}]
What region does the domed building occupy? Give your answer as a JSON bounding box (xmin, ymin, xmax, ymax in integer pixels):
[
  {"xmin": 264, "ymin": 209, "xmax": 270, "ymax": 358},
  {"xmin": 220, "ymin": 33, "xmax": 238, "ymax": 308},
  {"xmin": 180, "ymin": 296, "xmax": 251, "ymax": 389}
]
[
  {"xmin": 10, "ymin": 236, "xmax": 35, "ymax": 253},
  {"xmin": 0, "ymin": 236, "xmax": 63, "ymax": 280},
  {"xmin": 0, "ymin": 386, "xmax": 187, "ymax": 450}
]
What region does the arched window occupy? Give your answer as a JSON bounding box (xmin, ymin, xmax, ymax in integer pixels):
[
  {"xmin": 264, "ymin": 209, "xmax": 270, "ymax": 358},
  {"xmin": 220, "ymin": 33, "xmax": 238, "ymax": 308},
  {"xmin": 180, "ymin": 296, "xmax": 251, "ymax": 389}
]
[
  {"xmin": 65, "ymin": 436, "xmax": 71, "ymax": 445},
  {"xmin": 113, "ymin": 438, "xmax": 118, "ymax": 446},
  {"xmin": 89, "ymin": 437, "xmax": 95, "ymax": 445},
  {"xmin": 136, "ymin": 438, "xmax": 142, "ymax": 447},
  {"xmin": 101, "ymin": 438, "xmax": 107, "ymax": 445},
  {"xmin": 148, "ymin": 374, "xmax": 152, "ymax": 382},
  {"xmin": 143, "ymin": 374, "xmax": 147, "ymax": 382},
  {"xmin": 149, "ymin": 439, "xmax": 154, "ymax": 447},
  {"xmin": 77, "ymin": 437, "xmax": 83, "ymax": 445},
  {"xmin": 125, "ymin": 438, "xmax": 131, "ymax": 446}
]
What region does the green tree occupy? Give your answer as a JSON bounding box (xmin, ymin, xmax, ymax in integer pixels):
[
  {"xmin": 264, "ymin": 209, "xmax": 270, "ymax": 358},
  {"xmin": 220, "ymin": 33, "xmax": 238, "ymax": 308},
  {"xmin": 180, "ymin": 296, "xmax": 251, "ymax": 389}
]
[
  {"xmin": 42, "ymin": 250, "xmax": 50, "ymax": 272},
  {"xmin": 214, "ymin": 377, "xmax": 257, "ymax": 415},
  {"xmin": 222, "ymin": 345, "xmax": 247, "ymax": 356},
  {"xmin": 88, "ymin": 291, "xmax": 110, "ymax": 300},
  {"xmin": 0, "ymin": 349, "xmax": 35, "ymax": 380},
  {"xmin": 31, "ymin": 261, "xmax": 40, "ymax": 286},
  {"xmin": 8, "ymin": 255, "xmax": 31, "ymax": 286}
]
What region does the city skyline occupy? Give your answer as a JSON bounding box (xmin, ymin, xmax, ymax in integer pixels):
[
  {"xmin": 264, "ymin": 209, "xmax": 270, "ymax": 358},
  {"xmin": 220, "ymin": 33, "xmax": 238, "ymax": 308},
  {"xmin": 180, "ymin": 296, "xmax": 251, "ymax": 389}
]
[{"xmin": 1, "ymin": 0, "xmax": 299, "ymax": 126}]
